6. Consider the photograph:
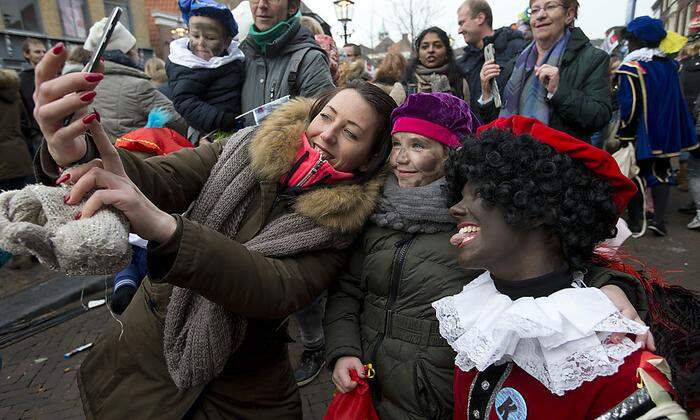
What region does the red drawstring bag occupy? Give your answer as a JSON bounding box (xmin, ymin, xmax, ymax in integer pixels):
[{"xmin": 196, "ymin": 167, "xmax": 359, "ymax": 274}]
[{"xmin": 324, "ymin": 365, "xmax": 379, "ymax": 420}]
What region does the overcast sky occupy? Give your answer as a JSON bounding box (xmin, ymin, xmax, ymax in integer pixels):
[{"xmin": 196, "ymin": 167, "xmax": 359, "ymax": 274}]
[{"xmin": 302, "ymin": 0, "xmax": 658, "ymax": 49}]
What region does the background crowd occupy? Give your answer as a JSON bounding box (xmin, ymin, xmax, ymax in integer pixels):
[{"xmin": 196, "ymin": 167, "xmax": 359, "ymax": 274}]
[{"xmin": 0, "ymin": 0, "xmax": 698, "ymax": 418}]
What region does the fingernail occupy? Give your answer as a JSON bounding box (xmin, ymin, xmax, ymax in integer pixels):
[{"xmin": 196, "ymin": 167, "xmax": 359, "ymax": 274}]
[
  {"xmin": 56, "ymin": 173, "xmax": 70, "ymax": 185},
  {"xmin": 99, "ymin": 57, "xmax": 104, "ymax": 63},
  {"xmin": 82, "ymin": 113, "xmax": 98, "ymax": 124},
  {"xmin": 52, "ymin": 43, "xmax": 64, "ymax": 55},
  {"xmin": 94, "ymin": 108, "xmax": 101, "ymax": 122},
  {"xmin": 74, "ymin": 212, "xmax": 82, "ymax": 220},
  {"xmin": 84, "ymin": 73, "xmax": 103, "ymax": 83},
  {"xmin": 63, "ymin": 194, "xmax": 70, "ymax": 204},
  {"xmin": 80, "ymin": 91, "xmax": 97, "ymax": 102}
]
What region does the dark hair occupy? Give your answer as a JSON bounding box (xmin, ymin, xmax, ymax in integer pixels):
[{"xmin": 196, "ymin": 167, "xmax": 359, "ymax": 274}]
[
  {"xmin": 529, "ymin": 0, "xmax": 579, "ymax": 25},
  {"xmin": 288, "ymin": 0, "xmax": 301, "ymax": 15},
  {"xmin": 343, "ymin": 43, "xmax": 361, "ymax": 56},
  {"xmin": 462, "ymin": 0, "xmax": 493, "ymax": 28},
  {"xmin": 445, "ymin": 128, "xmax": 619, "ymax": 270},
  {"xmin": 308, "ymin": 80, "xmax": 396, "ymax": 182},
  {"xmin": 562, "ymin": 0, "xmax": 580, "ymax": 20},
  {"xmin": 403, "ymin": 27, "xmax": 465, "ymax": 99}
]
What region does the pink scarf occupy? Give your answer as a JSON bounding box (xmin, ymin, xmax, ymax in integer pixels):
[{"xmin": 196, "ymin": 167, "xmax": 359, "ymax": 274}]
[{"xmin": 281, "ymin": 133, "xmax": 354, "ymax": 190}]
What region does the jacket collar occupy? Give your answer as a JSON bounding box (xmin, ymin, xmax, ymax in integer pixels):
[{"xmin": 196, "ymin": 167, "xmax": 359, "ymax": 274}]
[
  {"xmin": 168, "ymin": 37, "xmax": 245, "ymax": 69},
  {"xmin": 244, "ymin": 19, "xmax": 314, "ymax": 58},
  {"xmin": 561, "ymin": 27, "xmax": 590, "ymax": 65},
  {"xmin": 249, "ymin": 98, "xmax": 384, "ymax": 233}
]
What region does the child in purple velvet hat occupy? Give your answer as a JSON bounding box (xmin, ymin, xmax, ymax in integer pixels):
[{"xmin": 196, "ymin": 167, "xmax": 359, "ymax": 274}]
[{"xmin": 324, "ymin": 92, "xmax": 483, "ymax": 418}]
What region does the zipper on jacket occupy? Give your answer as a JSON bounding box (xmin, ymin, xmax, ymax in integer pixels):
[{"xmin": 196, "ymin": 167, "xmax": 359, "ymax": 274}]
[
  {"xmin": 294, "ymin": 155, "xmax": 326, "ymax": 188},
  {"xmin": 369, "ymin": 233, "xmax": 415, "ymax": 401},
  {"xmin": 270, "ymin": 80, "xmax": 277, "ymax": 102}
]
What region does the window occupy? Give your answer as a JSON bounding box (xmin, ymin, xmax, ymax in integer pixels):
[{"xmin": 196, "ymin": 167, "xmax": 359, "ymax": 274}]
[
  {"xmin": 103, "ymin": 0, "xmax": 132, "ymax": 31},
  {"xmin": 57, "ymin": 0, "xmax": 89, "ymax": 38},
  {"xmin": 1, "ymin": 0, "xmax": 42, "ymax": 32}
]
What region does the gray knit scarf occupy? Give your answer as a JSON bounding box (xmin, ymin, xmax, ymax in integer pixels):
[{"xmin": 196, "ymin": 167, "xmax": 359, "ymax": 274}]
[
  {"xmin": 369, "ymin": 174, "xmax": 453, "ymax": 234},
  {"xmin": 163, "ymin": 127, "xmax": 350, "ymax": 390},
  {"xmin": 414, "ymin": 63, "xmax": 452, "ymax": 94}
]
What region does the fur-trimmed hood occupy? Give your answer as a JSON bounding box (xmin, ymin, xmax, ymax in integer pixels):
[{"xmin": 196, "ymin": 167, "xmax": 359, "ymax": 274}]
[{"xmin": 250, "ymin": 98, "xmax": 384, "ymax": 233}]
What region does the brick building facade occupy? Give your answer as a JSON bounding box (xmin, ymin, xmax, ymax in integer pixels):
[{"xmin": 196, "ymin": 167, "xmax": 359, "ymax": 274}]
[
  {"xmin": 652, "ymin": 0, "xmax": 700, "ymax": 35},
  {"xmin": 0, "ymin": 0, "xmax": 151, "ymax": 69}
]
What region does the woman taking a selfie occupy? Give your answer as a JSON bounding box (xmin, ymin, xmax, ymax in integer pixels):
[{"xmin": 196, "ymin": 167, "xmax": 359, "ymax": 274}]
[{"xmin": 32, "ymin": 43, "xmax": 393, "ymax": 419}]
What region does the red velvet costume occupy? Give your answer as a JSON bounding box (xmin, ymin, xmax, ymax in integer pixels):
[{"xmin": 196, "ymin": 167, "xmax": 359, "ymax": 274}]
[{"xmin": 453, "ymin": 350, "xmax": 674, "ymax": 420}]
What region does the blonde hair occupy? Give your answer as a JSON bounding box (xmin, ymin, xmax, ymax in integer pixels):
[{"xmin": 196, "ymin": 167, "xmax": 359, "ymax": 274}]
[
  {"xmin": 300, "ymin": 16, "xmax": 323, "ymax": 35},
  {"xmin": 144, "ymin": 57, "xmax": 166, "ymax": 79},
  {"xmin": 151, "ymin": 69, "xmax": 168, "ymax": 84},
  {"xmin": 682, "ymin": 42, "xmax": 700, "ymax": 58}
]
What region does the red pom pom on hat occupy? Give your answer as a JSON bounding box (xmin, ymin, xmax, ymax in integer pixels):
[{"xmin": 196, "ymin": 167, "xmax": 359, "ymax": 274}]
[{"xmin": 477, "ymin": 116, "xmax": 637, "ymax": 214}]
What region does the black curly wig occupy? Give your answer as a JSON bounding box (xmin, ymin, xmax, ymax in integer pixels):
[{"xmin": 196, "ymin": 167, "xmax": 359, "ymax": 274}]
[{"xmin": 445, "ymin": 128, "xmax": 619, "ymax": 271}]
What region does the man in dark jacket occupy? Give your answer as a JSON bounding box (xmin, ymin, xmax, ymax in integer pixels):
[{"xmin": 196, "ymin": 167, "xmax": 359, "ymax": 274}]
[
  {"xmin": 240, "ymin": 0, "xmax": 335, "ymax": 387},
  {"xmin": 240, "ymin": 0, "xmax": 334, "ymax": 123},
  {"xmin": 456, "ymin": 0, "xmax": 526, "ymax": 109},
  {"xmin": 18, "ymin": 37, "xmax": 46, "ymax": 157}
]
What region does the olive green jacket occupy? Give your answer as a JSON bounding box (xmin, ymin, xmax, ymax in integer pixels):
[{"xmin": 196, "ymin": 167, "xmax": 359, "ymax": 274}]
[
  {"xmin": 35, "ymin": 99, "xmax": 383, "ymax": 419},
  {"xmin": 480, "ymin": 27, "xmax": 613, "ymax": 142}
]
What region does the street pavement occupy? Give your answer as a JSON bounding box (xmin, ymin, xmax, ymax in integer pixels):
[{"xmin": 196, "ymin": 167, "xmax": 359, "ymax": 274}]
[
  {"xmin": 0, "ymin": 300, "xmax": 334, "ymax": 420},
  {"xmin": 0, "ymin": 188, "xmax": 697, "ymax": 419}
]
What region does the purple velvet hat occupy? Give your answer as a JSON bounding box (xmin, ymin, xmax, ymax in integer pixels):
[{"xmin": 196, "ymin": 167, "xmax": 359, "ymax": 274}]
[{"xmin": 391, "ymin": 92, "xmax": 481, "ymax": 148}]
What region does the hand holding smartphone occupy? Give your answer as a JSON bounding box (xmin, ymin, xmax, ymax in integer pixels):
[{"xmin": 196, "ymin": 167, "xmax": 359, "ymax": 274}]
[
  {"xmin": 62, "ymin": 7, "xmax": 122, "ymax": 127},
  {"xmin": 484, "ymin": 44, "xmax": 502, "ymax": 108}
]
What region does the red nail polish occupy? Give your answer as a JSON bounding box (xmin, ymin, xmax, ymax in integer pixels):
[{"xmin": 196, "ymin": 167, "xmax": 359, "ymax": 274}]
[
  {"xmin": 74, "ymin": 212, "xmax": 82, "ymax": 220},
  {"xmin": 82, "ymin": 113, "xmax": 98, "ymax": 124},
  {"xmin": 84, "ymin": 73, "xmax": 103, "ymax": 83},
  {"xmin": 56, "ymin": 173, "xmax": 70, "ymax": 185},
  {"xmin": 52, "ymin": 43, "xmax": 64, "ymax": 55},
  {"xmin": 79, "ymin": 91, "xmax": 97, "ymax": 102},
  {"xmin": 63, "ymin": 194, "xmax": 70, "ymax": 203},
  {"xmin": 94, "ymin": 109, "xmax": 101, "ymax": 122}
]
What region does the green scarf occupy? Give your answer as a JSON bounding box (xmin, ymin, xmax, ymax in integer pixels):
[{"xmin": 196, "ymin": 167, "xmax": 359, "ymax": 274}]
[{"xmin": 248, "ymin": 12, "xmax": 301, "ymax": 55}]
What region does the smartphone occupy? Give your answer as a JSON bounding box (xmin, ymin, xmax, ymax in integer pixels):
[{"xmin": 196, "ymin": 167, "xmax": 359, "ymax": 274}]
[
  {"xmin": 484, "ymin": 44, "xmax": 502, "ymax": 108},
  {"xmin": 63, "ymin": 7, "xmax": 122, "ymax": 126}
]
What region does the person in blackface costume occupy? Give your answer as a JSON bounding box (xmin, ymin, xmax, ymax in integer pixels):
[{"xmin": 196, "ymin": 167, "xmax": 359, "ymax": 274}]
[{"xmin": 434, "ymin": 116, "xmax": 698, "ymax": 419}]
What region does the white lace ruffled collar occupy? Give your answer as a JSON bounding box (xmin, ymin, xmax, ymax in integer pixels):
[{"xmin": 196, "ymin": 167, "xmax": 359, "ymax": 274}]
[
  {"xmin": 432, "ymin": 271, "xmax": 648, "ymax": 396},
  {"xmin": 623, "ymin": 47, "xmax": 666, "ymax": 64}
]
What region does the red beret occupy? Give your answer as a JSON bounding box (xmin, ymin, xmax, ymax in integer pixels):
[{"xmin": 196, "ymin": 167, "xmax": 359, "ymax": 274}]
[{"xmin": 477, "ymin": 116, "xmax": 637, "ymax": 214}]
